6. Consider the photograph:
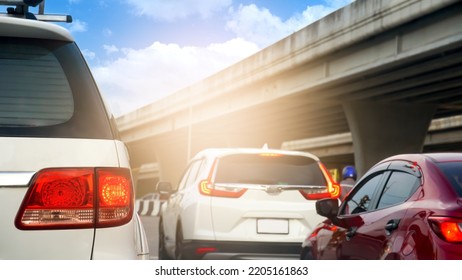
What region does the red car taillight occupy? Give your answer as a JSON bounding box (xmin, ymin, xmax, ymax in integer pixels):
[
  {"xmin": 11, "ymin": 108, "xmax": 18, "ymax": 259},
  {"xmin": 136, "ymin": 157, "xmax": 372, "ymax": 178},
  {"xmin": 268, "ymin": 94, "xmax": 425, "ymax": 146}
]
[
  {"xmin": 428, "ymin": 216, "xmax": 462, "ymax": 243},
  {"xmin": 195, "ymin": 247, "xmax": 217, "ymax": 256},
  {"xmin": 15, "ymin": 167, "xmax": 133, "ymax": 230},
  {"xmin": 299, "ymin": 163, "xmax": 341, "ymax": 200}
]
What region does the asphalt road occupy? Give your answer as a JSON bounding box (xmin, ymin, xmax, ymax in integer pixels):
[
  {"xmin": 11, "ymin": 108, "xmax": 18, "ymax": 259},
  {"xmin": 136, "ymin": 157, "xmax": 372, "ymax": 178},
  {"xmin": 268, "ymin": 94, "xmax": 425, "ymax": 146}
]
[{"xmin": 140, "ymin": 215, "xmax": 159, "ymax": 260}]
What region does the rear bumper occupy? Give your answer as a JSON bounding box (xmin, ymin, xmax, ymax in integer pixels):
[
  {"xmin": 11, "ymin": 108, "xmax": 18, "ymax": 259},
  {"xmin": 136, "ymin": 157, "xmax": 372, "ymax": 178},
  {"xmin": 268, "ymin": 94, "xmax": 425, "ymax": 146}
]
[{"xmin": 181, "ymin": 240, "xmax": 301, "ymax": 260}]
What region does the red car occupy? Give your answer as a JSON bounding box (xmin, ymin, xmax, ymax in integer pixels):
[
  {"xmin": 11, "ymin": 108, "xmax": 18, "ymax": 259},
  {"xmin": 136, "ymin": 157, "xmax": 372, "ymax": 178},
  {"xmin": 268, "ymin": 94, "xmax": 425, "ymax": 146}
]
[{"xmin": 301, "ymin": 153, "xmax": 462, "ymax": 260}]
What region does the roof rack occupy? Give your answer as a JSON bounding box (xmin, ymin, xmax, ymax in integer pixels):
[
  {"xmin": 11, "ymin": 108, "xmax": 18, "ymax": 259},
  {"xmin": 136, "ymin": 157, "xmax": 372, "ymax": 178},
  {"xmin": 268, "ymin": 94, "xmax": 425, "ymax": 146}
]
[{"xmin": 0, "ymin": 0, "xmax": 72, "ymax": 23}]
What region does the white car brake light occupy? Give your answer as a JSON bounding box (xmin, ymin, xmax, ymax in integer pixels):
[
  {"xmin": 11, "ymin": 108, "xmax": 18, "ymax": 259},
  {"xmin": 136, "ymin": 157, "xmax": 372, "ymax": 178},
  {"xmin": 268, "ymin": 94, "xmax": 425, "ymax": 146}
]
[
  {"xmin": 198, "ymin": 159, "xmax": 247, "ymax": 198},
  {"xmin": 15, "ymin": 167, "xmax": 133, "ymax": 230},
  {"xmin": 299, "ymin": 163, "xmax": 341, "ymax": 200}
]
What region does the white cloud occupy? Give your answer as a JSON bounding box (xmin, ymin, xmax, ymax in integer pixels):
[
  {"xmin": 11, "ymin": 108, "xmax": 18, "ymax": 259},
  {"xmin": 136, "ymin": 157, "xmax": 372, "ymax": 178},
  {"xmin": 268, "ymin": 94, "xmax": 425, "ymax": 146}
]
[
  {"xmin": 69, "ymin": 19, "xmax": 87, "ymax": 33},
  {"xmin": 123, "ymin": 0, "xmax": 232, "ymax": 21},
  {"xmin": 103, "ymin": 44, "xmax": 119, "ymax": 55},
  {"xmin": 81, "ymin": 49, "xmax": 95, "ymax": 61},
  {"xmin": 92, "ymin": 39, "xmax": 259, "ymax": 116},
  {"xmin": 226, "ymin": 1, "xmax": 353, "ymax": 48},
  {"xmin": 208, "ymin": 38, "xmax": 259, "ymax": 57},
  {"xmin": 226, "ymin": 5, "xmax": 287, "ymax": 49}
]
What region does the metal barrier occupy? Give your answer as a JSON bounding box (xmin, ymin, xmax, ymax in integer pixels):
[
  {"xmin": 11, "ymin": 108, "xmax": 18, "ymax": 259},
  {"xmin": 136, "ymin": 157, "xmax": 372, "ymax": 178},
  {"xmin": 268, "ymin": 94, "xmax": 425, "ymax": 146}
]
[{"xmin": 135, "ymin": 199, "xmax": 160, "ymax": 216}]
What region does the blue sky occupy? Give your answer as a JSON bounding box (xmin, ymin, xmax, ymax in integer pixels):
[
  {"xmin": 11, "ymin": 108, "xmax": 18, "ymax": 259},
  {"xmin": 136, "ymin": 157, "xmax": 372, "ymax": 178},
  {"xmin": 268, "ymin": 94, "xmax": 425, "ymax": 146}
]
[{"xmin": 9, "ymin": 0, "xmax": 353, "ymax": 116}]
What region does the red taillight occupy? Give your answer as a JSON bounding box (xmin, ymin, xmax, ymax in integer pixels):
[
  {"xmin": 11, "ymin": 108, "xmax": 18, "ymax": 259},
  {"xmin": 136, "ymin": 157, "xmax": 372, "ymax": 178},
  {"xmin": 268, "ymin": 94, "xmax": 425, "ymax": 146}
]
[
  {"xmin": 199, "ymin": 179, "xmax": 213, "ymax": 196},
  {"xmin": 195, "ymin": 247, "xmax": 217, "ymax": 256},
  {"xmin": 15, "ymin": 168, "xmax": 133, "ymax": 230},
  {"xmin": 199, "ymin": 179, "xmax": 247, "ymax": 198},
  {"xmin": 299, "ymin": 163, "xmax": 341, "ymax": 200},
  {"xmin": 428, "ymin": 216, "xmax": 462, "ymax": 243},
  {"xmin": 198, "ymin": 159, "xmax": 246, "ymax": 198},
  {"xmin": 96, "ymin": 168, "xmax": 133, "ymax": 227}
]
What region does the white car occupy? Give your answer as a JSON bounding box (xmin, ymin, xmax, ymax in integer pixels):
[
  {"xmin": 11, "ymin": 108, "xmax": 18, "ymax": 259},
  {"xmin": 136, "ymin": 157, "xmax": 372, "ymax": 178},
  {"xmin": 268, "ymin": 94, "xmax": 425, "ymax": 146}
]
[
  {"xmin": 0, "ymin": 1, "xmax": 148, "ymax": 259},
  {"xmin": 158, "ymin": 147, "xmax": 340, "ymax": 259}
]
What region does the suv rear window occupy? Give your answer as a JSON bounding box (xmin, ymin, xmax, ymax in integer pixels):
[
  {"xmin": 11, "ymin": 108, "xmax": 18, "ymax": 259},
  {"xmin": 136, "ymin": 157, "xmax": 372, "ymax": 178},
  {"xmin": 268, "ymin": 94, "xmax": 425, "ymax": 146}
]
[
  {"xmin": 0, "ymin": 37, "xmax": 116, "ymax": 139},
  {"xmin": 215, "ymin": 154, "xmax": 326, "ymax": 186},
  {"xmin": 0, "ymin": 40, "xmax": 73, "ymax": 127},
  {"xmin": 437, "ymin": 162, "xmax": 462, "ymax": 196}
]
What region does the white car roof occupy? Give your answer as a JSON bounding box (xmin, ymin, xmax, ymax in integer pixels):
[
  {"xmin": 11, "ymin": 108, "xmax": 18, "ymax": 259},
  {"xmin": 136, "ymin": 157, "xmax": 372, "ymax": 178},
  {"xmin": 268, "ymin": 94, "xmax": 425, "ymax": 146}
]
[
  {"xmin": 192, "ymin": 147, "xmax": 320, "ymax": 161},
  {"xmin": 0, "ymin": 16, "xmax": 73, "ymax": 41}
]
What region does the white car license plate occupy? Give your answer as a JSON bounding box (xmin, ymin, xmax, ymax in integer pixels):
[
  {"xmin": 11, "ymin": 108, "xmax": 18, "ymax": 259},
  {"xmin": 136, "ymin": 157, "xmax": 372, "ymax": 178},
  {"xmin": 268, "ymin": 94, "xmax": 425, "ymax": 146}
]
[{"xmin": 257, "ymin": 219, "xmax": 289, "ymax": 234}]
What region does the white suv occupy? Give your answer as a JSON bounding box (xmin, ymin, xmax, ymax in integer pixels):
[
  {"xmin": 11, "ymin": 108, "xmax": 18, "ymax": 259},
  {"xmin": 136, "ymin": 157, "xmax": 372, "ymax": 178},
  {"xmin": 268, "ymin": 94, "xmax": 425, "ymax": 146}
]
[
  {"xmin": 158, "ymin": 147, "xmax": 340, "ymax": 259},
  {"xmin": 0, "ymin": 1, "xmax": 149, "ymax": 259}
]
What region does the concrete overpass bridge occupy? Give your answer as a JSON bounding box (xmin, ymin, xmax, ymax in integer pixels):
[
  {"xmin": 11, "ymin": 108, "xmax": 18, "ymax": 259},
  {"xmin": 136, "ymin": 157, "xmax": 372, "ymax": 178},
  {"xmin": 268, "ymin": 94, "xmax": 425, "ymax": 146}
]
[{"xmin": 116, "ymin": 0, "xmax": 462, "ymax": 191}]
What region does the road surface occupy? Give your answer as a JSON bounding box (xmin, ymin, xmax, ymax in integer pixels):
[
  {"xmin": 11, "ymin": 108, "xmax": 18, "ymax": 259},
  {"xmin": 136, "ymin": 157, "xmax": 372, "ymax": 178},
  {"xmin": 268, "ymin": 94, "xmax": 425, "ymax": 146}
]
[{"xmin": 140, "ymin": 215, "xmax": 159, "ymax": 260}]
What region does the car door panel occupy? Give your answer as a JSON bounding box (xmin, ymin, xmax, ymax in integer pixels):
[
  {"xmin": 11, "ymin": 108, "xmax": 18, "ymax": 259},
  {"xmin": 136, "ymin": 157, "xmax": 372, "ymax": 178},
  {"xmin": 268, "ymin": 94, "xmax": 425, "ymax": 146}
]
[
  {"xmin": 338, "ymin": 204, "xmax": 409, "ymax": 259},
  {"xmin": 313, "ymin": 160, "xmax": 422, "ymax": 259}
]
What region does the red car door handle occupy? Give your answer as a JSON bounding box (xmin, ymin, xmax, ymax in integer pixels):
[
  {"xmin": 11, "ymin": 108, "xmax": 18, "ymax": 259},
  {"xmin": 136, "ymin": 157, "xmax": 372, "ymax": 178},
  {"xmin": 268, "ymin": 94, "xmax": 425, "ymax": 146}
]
[{"xmin": 385, "ymin": 219, "xmax": 400, "ymax": 235}]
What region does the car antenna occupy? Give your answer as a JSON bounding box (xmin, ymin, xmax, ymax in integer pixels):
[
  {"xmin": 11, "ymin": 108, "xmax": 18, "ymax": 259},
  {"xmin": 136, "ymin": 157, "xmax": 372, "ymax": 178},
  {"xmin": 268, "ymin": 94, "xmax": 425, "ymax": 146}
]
[{"xmin": 0, "ymin": 0, "xmax": 72, "ymax": 22}]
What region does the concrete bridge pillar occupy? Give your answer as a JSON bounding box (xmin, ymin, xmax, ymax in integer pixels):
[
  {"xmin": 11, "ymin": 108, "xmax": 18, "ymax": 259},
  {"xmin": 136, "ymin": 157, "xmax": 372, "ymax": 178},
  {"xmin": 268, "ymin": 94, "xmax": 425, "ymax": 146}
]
[{"xmin": 343, "ymin": 101, "xmax": 436, "ymax": 177}]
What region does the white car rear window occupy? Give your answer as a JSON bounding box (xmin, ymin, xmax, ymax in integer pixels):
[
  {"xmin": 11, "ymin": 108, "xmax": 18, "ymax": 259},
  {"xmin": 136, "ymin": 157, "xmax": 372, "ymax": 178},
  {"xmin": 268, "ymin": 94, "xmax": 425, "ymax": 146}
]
[
  {"xmin": 215, "ymin": 154, "xmax": 325, "ymax": 186},
  {"xmin": 0, "ymin": 42, "xmax": 73, "ymax": 127}
]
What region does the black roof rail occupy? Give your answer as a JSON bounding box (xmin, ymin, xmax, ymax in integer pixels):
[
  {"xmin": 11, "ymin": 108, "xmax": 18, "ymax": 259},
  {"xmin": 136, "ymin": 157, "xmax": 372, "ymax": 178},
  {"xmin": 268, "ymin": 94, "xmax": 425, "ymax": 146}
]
[{"xmin": 0, "ymin": 0, "xmax": 72, "ymax": 23}]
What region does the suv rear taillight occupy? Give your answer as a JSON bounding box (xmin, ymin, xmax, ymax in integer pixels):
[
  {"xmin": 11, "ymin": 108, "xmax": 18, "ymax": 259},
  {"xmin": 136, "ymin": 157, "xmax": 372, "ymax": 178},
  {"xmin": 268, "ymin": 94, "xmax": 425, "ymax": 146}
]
[
  {"xmin": 428, "ymin": 216, "xmax": 462, "ymax": 243},
  {"xmin": 299, "ymin": 163, "xmax": 340, "ymax": 200},
  {"xmin": 199, "ymin": 179, "xmax": 247, "ymax": 198},
  {"xmin": 15, "ymin": 167, "xmax": 133, "ymax": 230},
  {"xmin": 198, "ymin": 159, "xmax": 246, "ymax": 198}
]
